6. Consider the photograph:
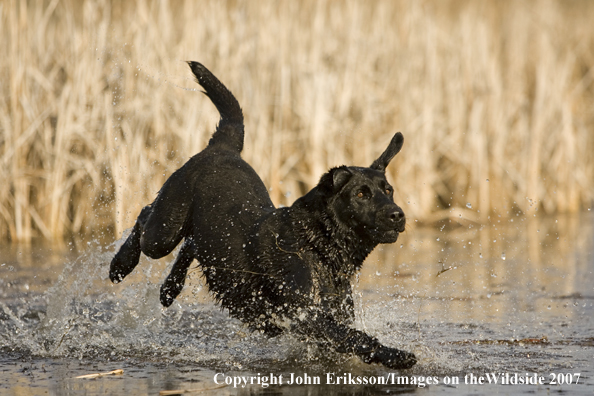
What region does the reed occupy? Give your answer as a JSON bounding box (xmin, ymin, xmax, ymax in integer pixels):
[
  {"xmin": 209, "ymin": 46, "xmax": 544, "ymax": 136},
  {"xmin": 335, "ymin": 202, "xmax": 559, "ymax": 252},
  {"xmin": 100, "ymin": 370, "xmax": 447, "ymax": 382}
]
[{"xmin": 1, "ymin": 0, "xmax": 593, "ymax": 242}]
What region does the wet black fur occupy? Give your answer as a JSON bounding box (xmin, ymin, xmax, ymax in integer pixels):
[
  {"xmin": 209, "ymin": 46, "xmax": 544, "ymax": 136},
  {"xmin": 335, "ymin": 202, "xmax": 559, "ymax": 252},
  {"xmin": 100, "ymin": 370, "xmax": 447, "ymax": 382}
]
[{"xmin": 109, "ymin": 62, "xmax": 416, "ymax": 369}]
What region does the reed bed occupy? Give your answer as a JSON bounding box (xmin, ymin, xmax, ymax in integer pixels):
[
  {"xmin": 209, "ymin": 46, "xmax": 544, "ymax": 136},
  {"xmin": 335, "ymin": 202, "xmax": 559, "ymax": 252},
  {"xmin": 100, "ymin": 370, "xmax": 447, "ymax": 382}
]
[{"xmin": 1, "ymin": 0, "xmax": 593, "ymax": 242}]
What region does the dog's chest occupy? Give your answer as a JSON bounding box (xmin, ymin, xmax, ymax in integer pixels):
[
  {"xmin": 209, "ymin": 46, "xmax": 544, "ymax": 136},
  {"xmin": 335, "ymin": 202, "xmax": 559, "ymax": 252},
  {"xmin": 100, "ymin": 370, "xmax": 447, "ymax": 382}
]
[{"xmin": 303, "ymin": 251, "xmax": 354, "ymax": 319}]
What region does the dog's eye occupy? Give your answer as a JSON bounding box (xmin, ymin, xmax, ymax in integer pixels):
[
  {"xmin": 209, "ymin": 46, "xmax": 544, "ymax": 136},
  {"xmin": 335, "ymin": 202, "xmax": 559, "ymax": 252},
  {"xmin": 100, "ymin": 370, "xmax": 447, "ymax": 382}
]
[
  {"xmin": 356, "ymin": 190, "xmax": 370, "ymax": 199},
  {"xmin": 356, "ymin": 186, "xmax": 371, "ymax": 199}
]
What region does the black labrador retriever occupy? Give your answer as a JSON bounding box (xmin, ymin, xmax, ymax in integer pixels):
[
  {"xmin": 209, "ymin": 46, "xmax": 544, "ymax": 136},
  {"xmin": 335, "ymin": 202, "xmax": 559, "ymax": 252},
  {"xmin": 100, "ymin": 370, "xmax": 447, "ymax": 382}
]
[{"xmin": 109, "ymin": 62, "xmax": 416, "ymax": 369}]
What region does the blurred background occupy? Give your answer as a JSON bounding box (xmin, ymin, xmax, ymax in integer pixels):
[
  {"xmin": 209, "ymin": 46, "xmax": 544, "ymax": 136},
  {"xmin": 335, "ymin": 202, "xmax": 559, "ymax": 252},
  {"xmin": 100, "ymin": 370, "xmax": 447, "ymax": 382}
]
[{"xmin": 1, "ymin": 0, "xmax": 593, "ymax": 243}]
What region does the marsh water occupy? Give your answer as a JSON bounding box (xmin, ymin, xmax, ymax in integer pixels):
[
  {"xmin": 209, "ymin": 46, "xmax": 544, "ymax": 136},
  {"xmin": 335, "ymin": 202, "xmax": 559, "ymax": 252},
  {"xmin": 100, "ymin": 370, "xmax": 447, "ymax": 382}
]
[{"xmin": 1, "ymin": 214, "xmax": 593, "ymax": 395}]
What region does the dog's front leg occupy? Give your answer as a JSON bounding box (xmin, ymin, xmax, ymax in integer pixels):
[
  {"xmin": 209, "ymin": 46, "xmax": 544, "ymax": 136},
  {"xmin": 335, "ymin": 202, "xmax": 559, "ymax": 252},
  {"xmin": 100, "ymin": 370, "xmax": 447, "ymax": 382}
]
[{"xmin": 295, "ymin": 312, "xmax": 416, "ymax": 370}]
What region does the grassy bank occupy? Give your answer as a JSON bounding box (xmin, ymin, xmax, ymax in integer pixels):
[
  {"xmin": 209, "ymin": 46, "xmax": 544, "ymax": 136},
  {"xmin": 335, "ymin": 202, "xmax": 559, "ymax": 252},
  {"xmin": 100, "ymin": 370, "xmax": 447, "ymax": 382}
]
[{"xmin": 1, "ymin": 0, "xmax": 593, "ymax": 242}]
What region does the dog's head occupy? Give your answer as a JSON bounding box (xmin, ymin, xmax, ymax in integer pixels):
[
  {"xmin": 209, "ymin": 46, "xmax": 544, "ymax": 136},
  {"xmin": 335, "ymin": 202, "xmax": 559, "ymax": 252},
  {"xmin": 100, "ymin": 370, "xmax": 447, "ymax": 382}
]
[{"xmin": 320, "ymin": 133, "xmax": 405, "ymax": 244}]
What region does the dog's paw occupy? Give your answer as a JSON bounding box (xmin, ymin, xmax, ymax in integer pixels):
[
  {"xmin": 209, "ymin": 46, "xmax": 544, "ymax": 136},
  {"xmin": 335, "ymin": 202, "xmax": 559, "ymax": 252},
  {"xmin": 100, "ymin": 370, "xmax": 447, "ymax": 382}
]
[
  {"xmin": 160, "ymin": 281, "xmax": 182, "ymax": 307},
  {"xmin": 366, "ymin": 345, "xmax": 417, "ymax": 370},
  {"xmin": 109, "ymin": 227, "xmax": 143, "ymax": 283}
]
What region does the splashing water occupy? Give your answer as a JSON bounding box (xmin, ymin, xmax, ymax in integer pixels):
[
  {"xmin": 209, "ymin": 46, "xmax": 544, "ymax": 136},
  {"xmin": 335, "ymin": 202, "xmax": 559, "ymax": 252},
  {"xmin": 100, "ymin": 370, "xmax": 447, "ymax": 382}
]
[
  {"xmin": 15, "ymin": 242, "xmax": 298, "ymax": 368},
  {"xmin": 1, "ymin": 215, "xmax": 593, "ymax": 394}
]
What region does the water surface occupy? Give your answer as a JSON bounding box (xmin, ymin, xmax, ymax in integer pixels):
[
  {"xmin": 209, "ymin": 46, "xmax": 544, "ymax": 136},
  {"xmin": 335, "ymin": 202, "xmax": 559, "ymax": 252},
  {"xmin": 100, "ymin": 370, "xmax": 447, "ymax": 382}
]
[{"xmin": 1, "ymin": 214, "xmax": 593, "ymax": 395}]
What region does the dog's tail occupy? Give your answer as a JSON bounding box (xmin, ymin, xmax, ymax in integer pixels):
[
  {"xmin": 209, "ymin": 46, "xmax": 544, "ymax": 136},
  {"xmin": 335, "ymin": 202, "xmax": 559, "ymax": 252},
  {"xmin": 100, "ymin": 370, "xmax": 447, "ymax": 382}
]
[{"xmin": 188, "ymin": 61, "xmax": 244, "ymax": 153}]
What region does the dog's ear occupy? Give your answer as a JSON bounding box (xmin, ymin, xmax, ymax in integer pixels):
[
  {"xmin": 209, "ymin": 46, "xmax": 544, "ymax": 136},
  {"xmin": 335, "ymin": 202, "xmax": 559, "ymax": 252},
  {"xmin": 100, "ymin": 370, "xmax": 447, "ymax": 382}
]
[
  {"xmin": 332, "ymin": 167, "xmax": 352, "ymax": 191},
  {"xmin": 370, "ymin": 132, "xmax": 403, "ymax": 172},
  {"xmin": 319, "ymin": 166, "xmax": 352, "ymax": 194}
]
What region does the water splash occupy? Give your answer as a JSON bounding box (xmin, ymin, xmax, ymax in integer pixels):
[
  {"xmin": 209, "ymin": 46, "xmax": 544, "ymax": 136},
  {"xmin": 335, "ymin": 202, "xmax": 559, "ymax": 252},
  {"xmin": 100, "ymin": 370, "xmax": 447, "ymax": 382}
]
[{"xmin": 1, "ymin": 215, "xmax": 593, "ymax": 393}]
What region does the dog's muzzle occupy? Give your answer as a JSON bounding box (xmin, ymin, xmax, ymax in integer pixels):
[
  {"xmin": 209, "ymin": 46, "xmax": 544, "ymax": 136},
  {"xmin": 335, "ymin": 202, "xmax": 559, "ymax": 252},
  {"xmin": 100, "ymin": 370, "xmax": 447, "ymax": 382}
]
[
  {"xmin": 371, "ymin": 205, "xmax": 405, "ymax": 243},
  {"xmin": 380, "ymin": 206, "xmax": 406, "ymax": 233}
]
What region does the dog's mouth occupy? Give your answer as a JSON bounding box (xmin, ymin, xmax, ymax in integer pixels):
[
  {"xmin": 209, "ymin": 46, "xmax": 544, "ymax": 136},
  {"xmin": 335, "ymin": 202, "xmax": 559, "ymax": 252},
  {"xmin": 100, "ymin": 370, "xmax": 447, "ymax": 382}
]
[
  {"xmin": 378, "ymin": 218, "xmax": 406, "ymax": 234},
  {"xmin": 368, "ymin": 226, "xmax": 403, "ymax": 244},
  {"xmin": 384, "ymin": 228, "xmax": 402, "ymax": 240}
]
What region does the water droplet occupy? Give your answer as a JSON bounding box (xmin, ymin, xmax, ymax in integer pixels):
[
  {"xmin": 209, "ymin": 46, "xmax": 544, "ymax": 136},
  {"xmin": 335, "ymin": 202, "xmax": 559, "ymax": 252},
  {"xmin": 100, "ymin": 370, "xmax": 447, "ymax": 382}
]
[
  {"xmin": 501, "ymin": 252, "xmax": 506, "ymax": 260},
  {"xmin": 466, "ymin": 203, "xmax": 472, "ymax": 209}
]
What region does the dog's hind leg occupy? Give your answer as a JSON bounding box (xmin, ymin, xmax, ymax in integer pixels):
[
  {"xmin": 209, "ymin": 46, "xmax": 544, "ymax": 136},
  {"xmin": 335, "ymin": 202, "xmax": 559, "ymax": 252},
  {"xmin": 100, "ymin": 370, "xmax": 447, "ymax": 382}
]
[
  {"xmin": 160, "ymin": 238, "xmax": 196, "ymax": 307},
  {"xmin": 138, "ymin": 170, "xmax": 193, "ymax": 260},
  {"xmin": 110, "ymin": 164, "xmax": 192, "ymax": 284},
  {"xmin": 109, "ymin": 204, "xmax": 152, "ymax": 283}
]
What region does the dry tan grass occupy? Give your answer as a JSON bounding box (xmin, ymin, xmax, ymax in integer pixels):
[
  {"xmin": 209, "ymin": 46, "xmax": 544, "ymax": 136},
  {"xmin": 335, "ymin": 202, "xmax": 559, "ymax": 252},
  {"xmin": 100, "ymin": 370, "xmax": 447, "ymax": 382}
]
[{"xmin": 1, "ymin": 0, "xmax": 593, "ymax": 242}]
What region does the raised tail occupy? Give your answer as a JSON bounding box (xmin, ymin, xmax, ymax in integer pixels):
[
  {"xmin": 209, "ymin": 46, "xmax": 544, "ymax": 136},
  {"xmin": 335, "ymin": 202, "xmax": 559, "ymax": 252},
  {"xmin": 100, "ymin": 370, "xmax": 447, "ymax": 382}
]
[{"xmin": 188, "ymin": 61, "xmax": 245, "ymax": 153}]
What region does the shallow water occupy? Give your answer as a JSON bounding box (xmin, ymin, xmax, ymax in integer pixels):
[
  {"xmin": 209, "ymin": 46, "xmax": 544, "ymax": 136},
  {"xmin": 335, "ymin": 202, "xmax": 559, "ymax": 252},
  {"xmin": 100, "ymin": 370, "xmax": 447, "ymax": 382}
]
[{"xmin": 1, "ymin": 214, "xmax": 593, "ymax": 395}]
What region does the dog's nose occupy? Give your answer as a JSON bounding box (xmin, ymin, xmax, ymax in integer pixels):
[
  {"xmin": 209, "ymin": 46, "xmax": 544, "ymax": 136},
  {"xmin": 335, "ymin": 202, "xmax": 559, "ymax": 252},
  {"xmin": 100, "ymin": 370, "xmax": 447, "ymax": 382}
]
[{"xmin": 386, "ymin": 207, "xmax": 405, "ymax": 230}]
